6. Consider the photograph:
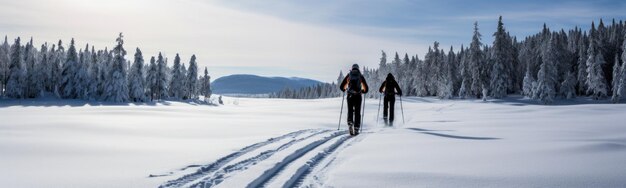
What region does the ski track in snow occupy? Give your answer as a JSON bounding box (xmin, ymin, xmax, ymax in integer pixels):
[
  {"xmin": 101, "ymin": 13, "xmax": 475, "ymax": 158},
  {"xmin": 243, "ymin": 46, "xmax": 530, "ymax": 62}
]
[
  {"xmin": 281, "ymin": 134, "xmax": 353, "ymax": 188},
  {"xmin": 245, "ymin": 131, "xmax": 347, "ymax": 188},
  {"xmin": 188, "ymin": 129, "xmax": 332, "ymax": 188},
  {"xmin": 159, "ymin": 128, "xmax": 361, "ymax": 188},
  {"xmin": 158, "ymin": 129, "xmax": 318, "ymax": 188},
  {"xmin": 301, "ymin": 129, "xmax": 375, "ymax": 188}
]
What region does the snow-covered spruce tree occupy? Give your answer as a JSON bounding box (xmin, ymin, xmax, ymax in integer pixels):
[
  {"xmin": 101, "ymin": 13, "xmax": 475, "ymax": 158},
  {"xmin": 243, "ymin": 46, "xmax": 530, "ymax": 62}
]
[
  {"xmin": 425, "ymin": 46, "xmax": 440, "ymax": 95},
  {"xmin": 611, "ymin": 32, "xmax": 626, "ymax": 102},
  {"xmin": 0, "ymin": 36, "xmax": 9, "ymax": 96},
  {"xmin": 336, "ymin": 70, "xmax": 344, "ymax": 87},
  {"xmin": 399, "ymin": 53, "xmax": 412, "ymax": 94},
  {"xmin": 180, "ymin": 63, "xmax": 188, "ymax": 99},
  {"xmin": 6, "ymin": 37, "xmax": 26, "ymax": 98},
  {"xmin": 510, "ymin": 36, "xmax": 521, "ymax": 93},
  {"xmin": 404, "ymin": 55, "xmax": 415, "ymax": 95},
  {"xmin": 146, "ymin": 56, "xmax": 158, "ymax": 101},
  {"xmin": 405, "ymin": 55, "xmax": 419, "ymax": 96},
  {"xmin": 32, "ymin": 42, "xmax": 46, "ymax": 97},
  {"xmin": 469, "ymin": 22, "xmax": 486, "ymax": 98},
  {"xmin": 155, "ymin": 53, "xmax": 168, "ymax": 100},
  {"xmin": 200, "ymin": 67, "xmax": 211, "ymax": 100},
  {"xmin": 376, "ymin": 52, "xmax": 386, "ymax": 75},
  {"xmin": 169, "ymin": 53, "xmax": 183, "ymax": 99},
  {"xmin": 33, "ymin": 43, "xmax": 49, "ymax": 97},
  {"xmin": 613, "ymin": 46, "xmax": 626, "ymax": 103},
  {"xmin": 585, "ymin": 30, "xmax": 608, "ymax": 100},
  {"xmin": 450, "ymin": 48, "xmax": 461, "ymax": 95},
  {"xmin": 481, "ymin": 46, "xmax": 492, "ymax": 101},
  {"xmin": 60, "ymin": 38, "xmax": 79, "ymax": 99},
  {"xmin": 535, "ymin": 34, "xmax": 559, "ymax": 104},
  {"xmin": 576, "ymin": 35, "xmax": 589, "ymax": 95},
  {"xmin": 458, "ymin": 47, "xmax": 472, "ymax": 98},
  {"xmin": 415, "ymin": 53, "xmax": 429, "ymax": 96},
  {"xmin": 51, "ymin": 40, "xmax": 65, "ymax": 97},
  {"xmin": 611, "ymin": 54, "xmax": 621, "ymax": 103},
  {"xmin": 102, "ymin": 33, "xmax": 129, "ymax": 102},
  {"xmin": 422, "ymin": 42, "xmax": 444, "ymax": 96},
  {"xmin": 437, "ymin": 46, "xmax": 454, "ymax": 99},
  {"xmin": 96, "ymin": 49, "xmax": 111, "ymax": 99},
  {"xmin": 554, "ymin": 30, "xmax": 571, "ymax": 83},
  {"xmin": 23, "ymin": 38, "xmax": 37, "ymax": 98},
  {"xmin": 522, "ymin": 68, "xmax": 535, "ymax": 98},
  {"xmin": 376, "ymin": 51, "xmax": 387, "ymax": 97},
  {"xmin": 490, "ymin": 16, "xmax": 512, "ymax": 98},
  {"xmin": 76, "ymin": 45, "xmax": 91, "ymax": 100},
  {"xmin": 595, "ymin": 19, "xmax": 614, "ymax": 77},
  {"xmin": 395, "ymin": 53, "xmax": 408, "ymax": 86},
  {"xmin": 47, "ymin": 44, "xmax": 60, "ymax": 94},
  {"xmin": 22, "ymin": 39, "xmax": 31, "ymax": 97},
  {"xmin": 26, "ymin": 39, "xmax": 46, "ymax": 98},
  {"xmin": 128, "ymin": 48, "xmax": 146, "ymax": 102},
  {"xmin": 518, "ymin": 38, "xmax": 533, "ymax": 89},
  {"xmin": 560, "ymin": 71, "xmax": 577, "ymax": 99},
  {"xmin": 87, "ymin": 46, "xmax": 99, "ymax": 100},
  {"xmin": 186, "ymin": 55, "xmax": 198, "ymax": 99},
  {"xmin": 391, "ymin": 52, "xmax": 401, "ymax": 78},
  {"xmin": 521, "ymin": 36, "xmax": 544, "ymax": 94}
]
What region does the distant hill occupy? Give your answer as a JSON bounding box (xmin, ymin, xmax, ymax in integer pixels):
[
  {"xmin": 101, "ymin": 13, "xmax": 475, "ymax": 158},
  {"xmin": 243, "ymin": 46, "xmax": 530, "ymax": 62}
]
[{"xmin": 212, "ymin": 74, "xmax": 322, "ymax": 94}]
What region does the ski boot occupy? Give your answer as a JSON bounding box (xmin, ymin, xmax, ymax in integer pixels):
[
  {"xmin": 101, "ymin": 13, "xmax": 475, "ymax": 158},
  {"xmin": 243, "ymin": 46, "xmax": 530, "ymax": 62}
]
[{"xmin": 348, "ymin": 121, "xmax": 355, "ymax": 136}]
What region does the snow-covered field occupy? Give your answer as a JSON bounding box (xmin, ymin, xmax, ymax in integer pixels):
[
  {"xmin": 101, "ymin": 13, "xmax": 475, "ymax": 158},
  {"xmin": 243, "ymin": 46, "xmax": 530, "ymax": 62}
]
[{"xmin": 1, "ymin": 96, "xmax": 626, "ymax": 187}]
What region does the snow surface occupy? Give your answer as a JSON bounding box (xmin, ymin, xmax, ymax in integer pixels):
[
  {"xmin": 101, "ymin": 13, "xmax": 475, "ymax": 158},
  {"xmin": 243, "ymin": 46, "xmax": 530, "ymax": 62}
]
[{"xmin": 1, "ymin": 96, "xmax": 626, "ymax": 187}]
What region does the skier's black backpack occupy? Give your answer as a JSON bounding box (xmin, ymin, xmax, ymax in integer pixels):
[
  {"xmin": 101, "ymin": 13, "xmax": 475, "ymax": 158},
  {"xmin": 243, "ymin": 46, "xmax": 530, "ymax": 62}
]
[
  {"xmin": 348, "ymin": 69, "xmax": 362, "ymax": 94},
  {"xmin": 384, "ymin": 79, "xmax": 396, "ymax": 96}
]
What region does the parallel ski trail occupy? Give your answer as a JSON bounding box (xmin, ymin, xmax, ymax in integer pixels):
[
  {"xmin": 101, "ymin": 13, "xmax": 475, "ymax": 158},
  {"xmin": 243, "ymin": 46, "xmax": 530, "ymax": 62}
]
[
  {"xmin": 301, "ymin": 131, "xmax": 369, "ymax": 187},
  {"xmin": 281, "ymin": 134, "xmax": 351, "ymax": 188},
  {"xmin": 245, "ymin": 131, "xmax": 347, "ymax": 188},
  {"xmin": 189, "ymin": 129, "xmax": 332, "ymax": 188},
  {"xmin": 159, "ymin": 129, "xmax": 317, "ymax": 188}
]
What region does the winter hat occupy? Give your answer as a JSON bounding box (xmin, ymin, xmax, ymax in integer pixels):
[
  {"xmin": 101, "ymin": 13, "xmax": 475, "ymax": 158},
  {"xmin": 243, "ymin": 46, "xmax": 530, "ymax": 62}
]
[
  {"xmin": 352, "ymin": 64, "xmax": 359, "ymax": 70},
  {"xmin": 387, "ymin": 73, "xmax": 394, "ymax": 80}
]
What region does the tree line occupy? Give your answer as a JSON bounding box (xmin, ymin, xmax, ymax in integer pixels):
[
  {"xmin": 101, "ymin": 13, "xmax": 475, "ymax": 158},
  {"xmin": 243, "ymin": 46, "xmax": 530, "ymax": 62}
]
[
  {"xmin": 270, "ymin": 82, "xmax": 341, "ymax": 99},
  {"xmin": 275, "ymin": 17, "xmax": 626, "ymax": 104},
  {"xmin": 0, "ymin": 33, "xmax": 212, "ymax": 102}
]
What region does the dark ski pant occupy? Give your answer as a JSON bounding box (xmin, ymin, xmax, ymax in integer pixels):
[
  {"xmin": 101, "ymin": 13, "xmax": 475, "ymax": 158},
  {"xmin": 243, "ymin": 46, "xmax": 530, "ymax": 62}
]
[
  {"xmin": 383, "ymin": 94, "xmax": 396, "ymax": 122},
  {"xmin": 346, "ymin": 93, "xmax": 362, "ymax": 128}
]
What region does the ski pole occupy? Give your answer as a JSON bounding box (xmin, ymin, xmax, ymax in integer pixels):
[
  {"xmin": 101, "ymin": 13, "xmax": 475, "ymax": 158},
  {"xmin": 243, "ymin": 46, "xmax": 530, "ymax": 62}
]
[
  {"xmin": 360, "ymin": 93, "xmax": 366, "ymax": 133},
  {"xmin": 338, "ymin": 91, "xmax": 346, "ymax": 130},
  {"xmin": 400, "ymin": 95, "xmax": 405, "ymax": 125},
  {"xmin": 376, "ymin": 93, "xmax": 382, "ymax": 126}
]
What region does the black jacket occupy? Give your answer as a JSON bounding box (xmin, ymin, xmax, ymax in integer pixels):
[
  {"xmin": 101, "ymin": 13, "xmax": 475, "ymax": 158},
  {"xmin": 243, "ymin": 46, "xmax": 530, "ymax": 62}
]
[{"xmin": 379, "ymin": 74, "xmax": 402, "ymax": 96}]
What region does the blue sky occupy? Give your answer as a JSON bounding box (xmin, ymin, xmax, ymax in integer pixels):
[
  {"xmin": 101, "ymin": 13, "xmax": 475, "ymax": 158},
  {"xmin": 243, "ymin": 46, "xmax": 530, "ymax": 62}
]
[
  {"xmin": 0, "ymin": 0, "xmax": 625, "ymax": 82},
  {"xmin": 215, "ymin": 0, "xmax": 626, "ymax": 46}
]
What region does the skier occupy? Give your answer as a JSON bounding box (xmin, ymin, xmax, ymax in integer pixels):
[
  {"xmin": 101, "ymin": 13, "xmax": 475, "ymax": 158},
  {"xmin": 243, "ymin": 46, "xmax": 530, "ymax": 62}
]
[
  {"xmin": 339, "ymin": 64, "xmax": 369, "ymax": 136},
  {"xmin": 379, "ymin": 73, "xmax": 402, "ymax": 126}
]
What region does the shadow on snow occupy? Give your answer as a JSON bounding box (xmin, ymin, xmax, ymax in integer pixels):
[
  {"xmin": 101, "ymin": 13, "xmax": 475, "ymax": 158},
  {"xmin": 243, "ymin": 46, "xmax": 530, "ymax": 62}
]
[{"xmin": 407, "ymin": 127, "xmax": 500, "ymax": 140}]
